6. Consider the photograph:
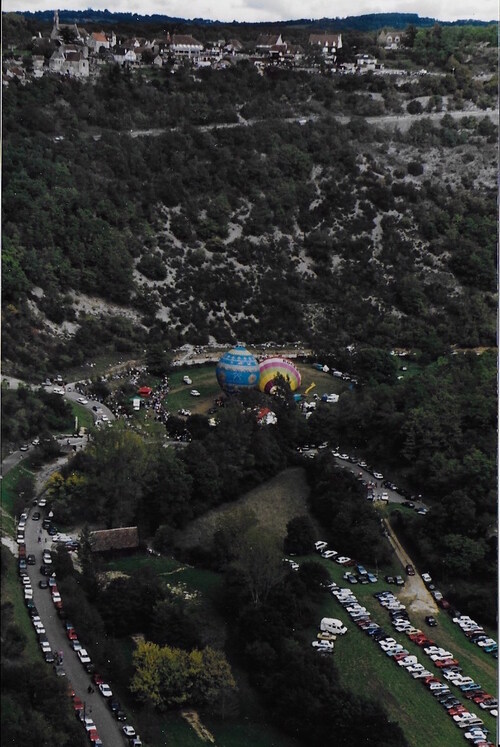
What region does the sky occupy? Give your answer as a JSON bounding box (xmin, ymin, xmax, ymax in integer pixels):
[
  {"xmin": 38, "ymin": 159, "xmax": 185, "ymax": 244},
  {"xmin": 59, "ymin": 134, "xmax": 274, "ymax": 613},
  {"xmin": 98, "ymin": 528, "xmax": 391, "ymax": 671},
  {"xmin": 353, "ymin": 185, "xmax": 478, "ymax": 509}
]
[{"xmin": 3, "ymin": 0, "xmax": 497, "ymax": 22}]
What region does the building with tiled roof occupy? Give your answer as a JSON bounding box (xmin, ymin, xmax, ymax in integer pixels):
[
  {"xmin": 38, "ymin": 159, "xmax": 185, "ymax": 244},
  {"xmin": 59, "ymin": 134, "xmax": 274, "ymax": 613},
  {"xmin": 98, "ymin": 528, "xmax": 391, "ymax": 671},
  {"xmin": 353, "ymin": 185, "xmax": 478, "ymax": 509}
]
[
  {"xmin": 90, "ymin": 527, "xmax": 139, "ymax": 554},
  {"xmin": 170, "ymin": 34, "xmax": 203, "ymax": 57}
]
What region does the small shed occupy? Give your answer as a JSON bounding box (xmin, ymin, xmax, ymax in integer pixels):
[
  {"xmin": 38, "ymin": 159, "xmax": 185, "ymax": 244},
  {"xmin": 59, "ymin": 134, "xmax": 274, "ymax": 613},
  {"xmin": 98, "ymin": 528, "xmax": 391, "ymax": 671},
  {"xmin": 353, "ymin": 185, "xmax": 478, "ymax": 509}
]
[{"xmin": 90, "ymin": 527, "xmax": 139, "ymax": 556}]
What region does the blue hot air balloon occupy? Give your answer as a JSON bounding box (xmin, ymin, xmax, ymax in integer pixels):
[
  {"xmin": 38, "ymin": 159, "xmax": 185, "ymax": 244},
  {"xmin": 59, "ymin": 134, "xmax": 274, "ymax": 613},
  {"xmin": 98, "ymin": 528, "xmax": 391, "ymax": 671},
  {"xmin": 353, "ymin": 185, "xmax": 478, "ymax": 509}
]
[{"xmin": 216, "ymin": 344, "xmax": 260, "ymax": 393}]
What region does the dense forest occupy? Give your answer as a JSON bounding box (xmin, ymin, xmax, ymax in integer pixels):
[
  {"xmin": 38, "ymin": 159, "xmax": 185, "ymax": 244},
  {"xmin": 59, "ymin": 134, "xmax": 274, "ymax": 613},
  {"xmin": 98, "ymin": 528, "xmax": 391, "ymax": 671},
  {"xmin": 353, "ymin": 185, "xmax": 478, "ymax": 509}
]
[{"xmin": 2, "ymin": 54, "xmax": 497, "ymax": 380}]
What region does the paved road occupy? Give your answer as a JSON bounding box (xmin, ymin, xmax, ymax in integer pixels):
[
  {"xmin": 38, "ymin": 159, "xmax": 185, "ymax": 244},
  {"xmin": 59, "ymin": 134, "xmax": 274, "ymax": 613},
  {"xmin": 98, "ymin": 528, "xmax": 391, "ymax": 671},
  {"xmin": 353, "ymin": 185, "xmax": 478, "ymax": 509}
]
[
  {"xmin": 308, "ymin": 451, "xmax": 428, "ymax": 511},
  {"xmin": 23, "ymin": 505, "xmax": 126, "ymax": 747}
]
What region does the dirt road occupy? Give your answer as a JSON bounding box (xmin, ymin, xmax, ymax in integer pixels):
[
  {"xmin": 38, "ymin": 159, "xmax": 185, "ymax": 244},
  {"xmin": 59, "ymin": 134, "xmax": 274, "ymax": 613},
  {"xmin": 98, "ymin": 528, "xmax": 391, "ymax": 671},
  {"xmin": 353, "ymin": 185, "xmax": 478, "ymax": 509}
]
[{"xmin": 383, "ymin": 517, "xmax": 438, "ymax": 616}]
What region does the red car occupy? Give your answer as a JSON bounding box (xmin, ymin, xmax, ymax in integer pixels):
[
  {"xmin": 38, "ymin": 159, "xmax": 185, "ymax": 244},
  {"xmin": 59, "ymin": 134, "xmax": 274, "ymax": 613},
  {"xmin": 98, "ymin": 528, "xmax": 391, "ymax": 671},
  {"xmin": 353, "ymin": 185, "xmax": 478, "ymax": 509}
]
[
  {"xmin": 473, "ymin": 693, "xmax": 493, "ymax": 703},
  {"xmin": 73, "ymin": 697, "xmax": 84, "ymax": 712},
  {"xmin": 465, "ymin": 690, "xmax": 486, "ymax": 700},
  {"xmin": 93, "ymin": 673, "xmax": 104, "ymax": 686},
  {"xmin": 67, "ymin": 628, "xmax": 77, "ymax": 641},
  {"xmin": 88, "ymin": 728, "xmax": 100, "ymax": 743},
  {"xmin": 435, "ymin": 659, "xmax": 459, "ymax": 668},
  {"xmin": 448, "ymin": 706, "xmax": 467, "ymax": 716},
  {"xmin": 424, "ymin": 676, "xmax": 441, "ymax": 685}
]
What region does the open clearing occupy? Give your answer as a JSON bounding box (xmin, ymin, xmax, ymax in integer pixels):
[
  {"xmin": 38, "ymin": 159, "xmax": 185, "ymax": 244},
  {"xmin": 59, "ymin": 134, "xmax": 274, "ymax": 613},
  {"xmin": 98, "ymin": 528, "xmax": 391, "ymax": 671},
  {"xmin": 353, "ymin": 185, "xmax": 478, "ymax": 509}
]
[{"xmin": 175, "ymin": 467, "xmax": 313, "ymax": 550}]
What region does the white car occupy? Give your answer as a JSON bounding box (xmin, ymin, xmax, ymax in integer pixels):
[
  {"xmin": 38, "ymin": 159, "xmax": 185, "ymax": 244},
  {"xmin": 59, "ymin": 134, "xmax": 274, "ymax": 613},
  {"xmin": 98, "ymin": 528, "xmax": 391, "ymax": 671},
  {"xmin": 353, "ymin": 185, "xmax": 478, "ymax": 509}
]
[
  {"xmin": 38, "ymin": 499, "xmax": 47, "ymax": 507},
  {"xmin": 101, "ymin": 414, "xmax": 109, "ymax": 421},
  {"xmin": 421, "ymin": 573, "xmax": 432, "ymax": 583},
  {"xmin": 77, "ymin": 649, "xmax": 91, "ymax": 664},
  {"xmin": 430, "ymin": 653, "xmax": 453, "ymax": 661},
  {"xmin": 77, "ymin": 397, "xmax": 88, "ymax": 404},
  {"xmin": 397, "ymin": 656, "xmax": 418, "ymax": 667},
  {"xmin": 380, "ymin": 492, "xmax": 389, "ymax": 501},
  {"xmin": 190, "ymin": 390, "xmax": 201, "ymax": 397},
  {"xmin": 464, "ymin": 731, "xmax": 488, "ymax": 741},
  {"xmin": 123, "ymin": 726, "xmax": 136, "ymax": 738},
  {"xmin": 321, "ymin": 550, "xmax": 338, "ymax": 559},
  {"xmin": 477, "ymin": 638, "xmax": 496, "ymax": 647},
  {"xmin": 315, "ymin": 541, "xmax": 328, "ymax": 551},
  {"xmin": 335, "ymin": 557, "xmax": 351, "ymax": 565},
  {"xmin": 373, "ymin": 472, "xmax": 384, "ymax": 480},
  {"xmin": 99, "ymin": 683, "xmax": 113, "ymax": 698},
  {"xmin": 183, "ymin": 376, "xmax": 192, "ymax": 385},
  {"xmin": 40, "ymin": 641, "xmax": 51, "ymax": 653},
  {"xmin": 312, "ymin": 640, "xmax": 334, "ymax": 649},
  {"xmin": 406, "ymin": 664, "xmax": 425, "ymax": 673}
]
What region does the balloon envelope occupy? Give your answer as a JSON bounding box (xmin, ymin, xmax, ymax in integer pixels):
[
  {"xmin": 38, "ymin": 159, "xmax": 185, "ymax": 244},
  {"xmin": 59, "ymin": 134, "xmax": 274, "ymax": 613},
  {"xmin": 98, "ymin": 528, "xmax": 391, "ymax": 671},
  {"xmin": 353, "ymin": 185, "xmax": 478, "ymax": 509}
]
[
  {"xmin": 258, "ymin": 358, "xmax": 301, "ymax": 394},
  {"xmin": 216, "ymin": 345, "xmax": 260, "ymax": 393}
]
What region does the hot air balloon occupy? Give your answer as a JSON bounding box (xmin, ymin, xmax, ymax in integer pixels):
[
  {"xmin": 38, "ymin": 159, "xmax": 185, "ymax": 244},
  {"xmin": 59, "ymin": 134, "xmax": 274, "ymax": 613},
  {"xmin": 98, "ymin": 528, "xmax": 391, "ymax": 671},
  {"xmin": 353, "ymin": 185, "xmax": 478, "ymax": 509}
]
[
  {"xmin": 216, "ymin": 344, "xmax": 260, "ymax": 393},
  {"xmin": 258, "ymin": 357, "xmax": 301, "ymax": 394}
]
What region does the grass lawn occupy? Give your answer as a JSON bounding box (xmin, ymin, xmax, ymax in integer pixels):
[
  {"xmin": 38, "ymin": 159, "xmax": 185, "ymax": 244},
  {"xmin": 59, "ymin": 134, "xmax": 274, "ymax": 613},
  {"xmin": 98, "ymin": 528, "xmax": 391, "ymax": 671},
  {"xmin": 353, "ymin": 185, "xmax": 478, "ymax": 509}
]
[
  {"xmin": 163, "ymin": 360, "xmax": 347, "ymax": 415},
  {"xmin": 70, "ymin": 401, "xmax": 94, "ymax": 431},
  {"xmin": 2, "ymin": 552, "xmax": 42, "ymax": 663},
  {"xmin": 1, "ymin": 461, "xmax": 35, "ymax": 518},
  {"xmin": 295, "ymin": 551, "xmax": 498, "ymax": 747},
  {"xmin": 176, "ymin": 467, "xmax": 312, "ymax": 551},
  {"xmin": 104, "ymin": 555, "xmax": 223, "ymax": 601}
]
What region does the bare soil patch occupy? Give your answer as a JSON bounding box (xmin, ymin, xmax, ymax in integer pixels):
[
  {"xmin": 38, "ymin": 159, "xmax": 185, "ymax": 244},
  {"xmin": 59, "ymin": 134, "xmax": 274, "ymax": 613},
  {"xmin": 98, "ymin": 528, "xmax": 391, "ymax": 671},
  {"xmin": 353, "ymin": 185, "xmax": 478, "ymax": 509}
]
[
  {"xmin": 181, "ymin": 710, "xmax": 216, "ymax": 743},
  {"xmin": 175, "ymin": 467, "xmax": 313, "ymax": 550}
]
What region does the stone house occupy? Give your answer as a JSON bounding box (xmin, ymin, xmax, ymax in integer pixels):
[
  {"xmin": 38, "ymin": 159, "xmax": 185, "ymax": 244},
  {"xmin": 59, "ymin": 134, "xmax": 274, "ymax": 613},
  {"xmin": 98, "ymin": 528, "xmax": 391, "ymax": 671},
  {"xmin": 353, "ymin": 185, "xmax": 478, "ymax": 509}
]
[
  {"xmin": 170, "ymin": 34, "xmax": 203, "ymax": 57},
  {"xmin": 255, "ymin": 33, "xmax": 283, "ymax": 52},
  {"xmin": 88, "ymin": 31, "xmax": 110, "ymax": 52},
  {"xmin": 49, "ymin": 46, "xmax": 89, "ymax": 77},
  {"xmin": 308, "ymin": 32, "xmax": 342, "ymax": 55},
  {"xmin": 377, "ymin": 30, "xmax": 402, "ymax": 49},
  {"xmin": 113, "ymin": 46, "xmax": 137, "ymax": 64}
]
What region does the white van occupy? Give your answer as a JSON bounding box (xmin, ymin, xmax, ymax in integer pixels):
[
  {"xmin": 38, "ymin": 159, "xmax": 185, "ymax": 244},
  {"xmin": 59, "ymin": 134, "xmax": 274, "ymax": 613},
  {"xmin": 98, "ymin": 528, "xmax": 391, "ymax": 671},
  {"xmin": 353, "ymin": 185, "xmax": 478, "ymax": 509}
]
[{"xmin": 320, "ymin": 617, "xmax": 348, "ymax": 636}]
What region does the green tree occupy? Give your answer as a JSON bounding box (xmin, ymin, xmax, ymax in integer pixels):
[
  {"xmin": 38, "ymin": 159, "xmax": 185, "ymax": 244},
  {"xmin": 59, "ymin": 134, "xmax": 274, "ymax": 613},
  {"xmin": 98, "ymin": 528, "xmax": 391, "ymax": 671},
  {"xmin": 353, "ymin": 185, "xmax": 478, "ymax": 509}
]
[
  {"xmin": 234, "ymin": 526, "xmax": 285, "ymax": 605},
  {"xmin": 284, "ymin": 515, "xmax": 316, "ymax": 555}
]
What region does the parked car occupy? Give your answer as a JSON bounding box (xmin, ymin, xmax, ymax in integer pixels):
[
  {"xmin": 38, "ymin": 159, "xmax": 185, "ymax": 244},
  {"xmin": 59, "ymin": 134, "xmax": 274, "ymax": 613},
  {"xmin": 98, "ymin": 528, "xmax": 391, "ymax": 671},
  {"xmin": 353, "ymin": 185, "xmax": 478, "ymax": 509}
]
[
  {"xmin": 77, "ymin": 649, "xmax": 91, "ymax": 664},
  {"xmin": 99, "ymin": 683, "xmax": 113, "ymax": 698}
]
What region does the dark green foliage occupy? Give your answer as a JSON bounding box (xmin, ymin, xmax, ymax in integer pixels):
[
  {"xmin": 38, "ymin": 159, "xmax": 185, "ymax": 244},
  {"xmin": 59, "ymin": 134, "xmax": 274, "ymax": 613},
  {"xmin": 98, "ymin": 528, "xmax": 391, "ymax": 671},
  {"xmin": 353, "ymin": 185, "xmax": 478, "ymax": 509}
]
[
  {"xmin": 1, "ymin": 384, "xmax": 73, "ymax": 446},
  {"xmin": 284, "ymin": 515, "xmax": 316, "ymax": 555},
  {"xmin": 225, "ymin": 559, "xmax": 407, "ymax": 747},
  {"xmin": 308, "ymin": 453, "xmax": 392, "ymax": 565}
]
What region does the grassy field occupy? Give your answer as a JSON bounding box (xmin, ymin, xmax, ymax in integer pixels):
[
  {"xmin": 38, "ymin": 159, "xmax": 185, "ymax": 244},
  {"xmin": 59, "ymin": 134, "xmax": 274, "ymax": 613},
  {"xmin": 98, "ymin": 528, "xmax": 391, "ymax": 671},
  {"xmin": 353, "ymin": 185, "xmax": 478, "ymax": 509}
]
[
  {"xmin": 2, "ymin": 552, "xmax": 42, "ymax": 664},
  {"xmin": 105, "ymin": 543, "xmax": 497, "ymax": 747},
  {"xmin": 163, "ymin": 361, "xmax": 347, "ymax": 416},
  {"xmin": 105, "ymin": 555, "xmax": 223, "ymax": 601},
  {"xmin": 70, "ymin": 401, "xmax": 94, "ymax": 431},
  {"xmin": 295, "ymin": 552, "xmax": 498, "ymax": 747},
  {"xmin": 1, "ymin": 461, "xmax": 35, "ymax": 518},
  {"xmin": 175, "ymin": 467, "xmax": 312, "ymax": 550}
]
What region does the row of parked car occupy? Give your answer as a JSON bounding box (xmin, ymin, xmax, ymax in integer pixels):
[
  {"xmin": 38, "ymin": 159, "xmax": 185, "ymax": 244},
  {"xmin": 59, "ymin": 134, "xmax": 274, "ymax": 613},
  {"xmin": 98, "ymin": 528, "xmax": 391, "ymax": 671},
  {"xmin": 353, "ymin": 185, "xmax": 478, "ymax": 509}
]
[
  {"xmin": 452, "ymin": 614, "xmax": 498, "ymax": 659},
  {"xmin": 315, "ymin": 541, "xmax": 379, "ymax": 584},
  {"xmin": 41, "ymin": 577, "xmax": 143, "ymax": 747},
  {"xmin": 373, "ymin": 591, "xmax": 497, "ymax": 744}
]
